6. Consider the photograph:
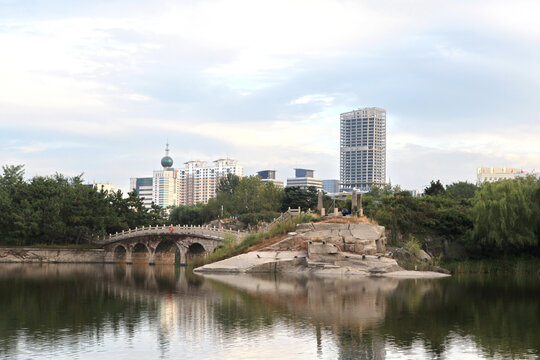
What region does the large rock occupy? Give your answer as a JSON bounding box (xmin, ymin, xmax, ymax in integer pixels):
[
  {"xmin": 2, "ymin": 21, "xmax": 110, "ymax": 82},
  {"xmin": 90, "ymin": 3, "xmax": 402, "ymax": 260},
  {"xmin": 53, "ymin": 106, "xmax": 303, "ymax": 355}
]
[
  {"xmin": 288, "ymin": 222, "xmax": 387, "ymax": 255},
  {"xmin": 312, "ymin": 223, "xmax": 350, "ymax": 231},
  {"xmin": 349, "ymin": 223, "xmax": 385, "ymax": 241}
]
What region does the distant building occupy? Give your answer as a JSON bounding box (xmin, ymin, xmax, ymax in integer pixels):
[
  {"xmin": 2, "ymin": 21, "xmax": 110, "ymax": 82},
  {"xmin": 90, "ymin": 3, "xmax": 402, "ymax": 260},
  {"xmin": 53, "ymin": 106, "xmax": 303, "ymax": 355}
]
[
  {"xmin": 177, "ymin": 158, "xmax": 243, "ymax": 205},
  {"xmin": 294, "ymin": 169, "xmax": 314, "ymax": 178},
  {"xmin": 84, "ymin": 183, "xmax": 116, "ymax": 195},
  {"xmin": 131, "ymin": 144, "xmax": 243, "ymax": 208},
  {"xmin": 476, "ymin": 167, "xmax": 537, "ymax": 184},
  {"xmin": 152, "ymin": 143, "xmax": 179, "ymax": 208},
  {"xmin": 410, "ymin": 189, "xmax": 421, "ymax": 197},
  {"xmin": 340, "ymin": 107, "xmax": 386, "ymax": 192},
  {"xmin": 322, "ymin": 179, "xmax": 340, "ymax": 194},
  {"xmin": 257, "ymin": 170, "xmax": 284, "ymax": 188},
  {"xmin": 130, "ymin": 177, "xmax": 153, "ymax": 208},
  {"xmin": 286, "ymin": 168, "xmax": 322, "ymax": 191},
  {"xmin": 257, "ymin": 170, "xmax": 276, "ymax": 179}
]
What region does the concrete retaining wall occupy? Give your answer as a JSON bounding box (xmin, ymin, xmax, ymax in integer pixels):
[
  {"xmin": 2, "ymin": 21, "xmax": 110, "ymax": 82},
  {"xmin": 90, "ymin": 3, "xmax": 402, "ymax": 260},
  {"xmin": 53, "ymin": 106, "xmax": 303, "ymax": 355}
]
[{"xmin": 0, "ymin": 248, "xmax": 106, "ymax": 263}]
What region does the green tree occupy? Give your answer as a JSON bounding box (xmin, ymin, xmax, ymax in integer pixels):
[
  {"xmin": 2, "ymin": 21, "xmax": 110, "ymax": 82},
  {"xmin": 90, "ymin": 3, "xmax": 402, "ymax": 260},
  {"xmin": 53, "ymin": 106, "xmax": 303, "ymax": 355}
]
[
  {"xmin": 470, "ymin": 177, "xmax": 539, "ymax": 254},
  {"xmin": 424, "ymin": 180, "xmax": 445, "ymax": 196},
  {"xmin": 281, "ymin": 186, "xmax": 318, "ymax": 211},
  {"xmin": 0, "ymin": 164, "xmax": 166, "ymax": 246},
  {"xmin": 445, "ymin": 181, "xmax": 477, "ymax": 201}
]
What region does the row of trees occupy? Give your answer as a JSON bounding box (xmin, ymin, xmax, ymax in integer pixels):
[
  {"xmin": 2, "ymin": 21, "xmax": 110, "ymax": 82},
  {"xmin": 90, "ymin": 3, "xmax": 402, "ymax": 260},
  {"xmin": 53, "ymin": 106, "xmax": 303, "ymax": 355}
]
[
  {"xmin": 0, "ymin": 165, "xmax": 166, "ymax": 246},
  {"xmin": 0, "ymin": 165, "xmax": 322, "ymax": 245},
  {"xmin": 3, "ymin": 162, "xmax": 537, "ymax": 257},
  {"xmin": 363, "ymin": 177, "xmax": 540, "ymax": 257}
]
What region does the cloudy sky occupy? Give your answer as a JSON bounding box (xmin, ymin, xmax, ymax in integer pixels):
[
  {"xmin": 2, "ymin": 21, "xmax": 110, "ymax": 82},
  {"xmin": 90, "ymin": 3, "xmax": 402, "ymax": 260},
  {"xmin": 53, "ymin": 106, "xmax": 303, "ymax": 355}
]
[{"xmin": 1, "ymin": 0, "xmax": 539, "ymax": 192}]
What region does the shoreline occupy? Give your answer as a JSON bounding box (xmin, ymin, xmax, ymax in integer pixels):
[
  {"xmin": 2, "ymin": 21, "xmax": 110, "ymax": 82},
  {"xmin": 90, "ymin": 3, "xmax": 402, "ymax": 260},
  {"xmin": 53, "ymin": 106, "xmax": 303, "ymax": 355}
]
[{"xmin": 194, "ymin": 249, "xmax": 451, "ymax": 279}]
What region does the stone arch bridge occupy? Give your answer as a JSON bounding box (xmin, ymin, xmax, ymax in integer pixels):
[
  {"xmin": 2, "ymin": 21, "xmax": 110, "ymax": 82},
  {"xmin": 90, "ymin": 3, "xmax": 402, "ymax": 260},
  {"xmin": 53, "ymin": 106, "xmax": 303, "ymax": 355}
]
[{"xmin": 93, "ymin": 225, "xmax": 248, "ymax": 265}]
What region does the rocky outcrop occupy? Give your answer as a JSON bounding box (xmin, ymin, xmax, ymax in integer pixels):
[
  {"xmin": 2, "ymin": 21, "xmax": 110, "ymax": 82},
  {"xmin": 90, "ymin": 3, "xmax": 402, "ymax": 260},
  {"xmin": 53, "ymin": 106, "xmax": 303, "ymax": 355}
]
[
  {"xmin": 194, "ymin": 243, "xmax": 449, "ymax": 278},
  {"xmin": 269, "ymin": 222, "xmax": 387, "ymax": 255},
  {"xmin": 195, "ymin": 220, "xmax": 451, "ymax": 278},
  {"xmin": 194, "ymin": 248, "xmax": 401, "ymax": 276}
]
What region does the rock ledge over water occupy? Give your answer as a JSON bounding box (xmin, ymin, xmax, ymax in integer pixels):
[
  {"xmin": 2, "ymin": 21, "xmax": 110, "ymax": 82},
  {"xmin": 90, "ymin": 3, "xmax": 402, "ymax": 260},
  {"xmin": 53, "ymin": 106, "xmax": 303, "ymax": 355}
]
[{"xmin": 194, "ymin": 243, "xmax": 449, "ymax": 278}]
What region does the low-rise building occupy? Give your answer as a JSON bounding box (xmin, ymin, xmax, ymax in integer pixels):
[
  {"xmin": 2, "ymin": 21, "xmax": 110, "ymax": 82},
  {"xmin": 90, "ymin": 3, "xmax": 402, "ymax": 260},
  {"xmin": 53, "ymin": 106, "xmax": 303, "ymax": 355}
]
[
  {"xmin": 477, "ymin": 167, "xmax": 523, "ymax": 184},
  {"xmin": 286, "ymin": 169, "xmax": 322, "ymax": 191},
  {"xmin": 257, "ymin": 170, "xmax": 284, "ymax": 188}
]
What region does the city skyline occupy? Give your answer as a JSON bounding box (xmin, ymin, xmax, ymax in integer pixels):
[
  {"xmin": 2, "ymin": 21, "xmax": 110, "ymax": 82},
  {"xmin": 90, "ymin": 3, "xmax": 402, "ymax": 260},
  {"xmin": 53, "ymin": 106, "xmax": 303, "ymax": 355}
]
[{"xmin": 1, "ymin": 0, "xmax": 539, "ymax": 193}]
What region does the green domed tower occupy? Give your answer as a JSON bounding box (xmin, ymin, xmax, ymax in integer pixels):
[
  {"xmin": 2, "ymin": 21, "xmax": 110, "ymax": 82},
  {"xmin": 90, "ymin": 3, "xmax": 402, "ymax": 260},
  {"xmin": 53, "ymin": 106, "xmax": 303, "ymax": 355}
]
[{"xmin": 161, "ymin": 142, "xmax": 174, "ymax": 168}]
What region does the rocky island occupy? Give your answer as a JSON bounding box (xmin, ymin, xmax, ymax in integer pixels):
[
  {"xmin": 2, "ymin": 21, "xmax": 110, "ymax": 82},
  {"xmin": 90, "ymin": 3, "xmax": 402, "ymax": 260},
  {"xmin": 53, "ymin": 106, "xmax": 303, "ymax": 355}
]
[{"xmin": 195, "ymin": 221, "xmax": 449, "ymax": 278}]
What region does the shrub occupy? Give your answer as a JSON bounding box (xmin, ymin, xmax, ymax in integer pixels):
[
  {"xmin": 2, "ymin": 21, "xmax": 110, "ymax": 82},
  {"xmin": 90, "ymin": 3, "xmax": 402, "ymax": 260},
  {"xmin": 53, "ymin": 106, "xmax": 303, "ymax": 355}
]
[{"xmin": 404, "ymin": 237, "xmax": 421, "ymax": 258}]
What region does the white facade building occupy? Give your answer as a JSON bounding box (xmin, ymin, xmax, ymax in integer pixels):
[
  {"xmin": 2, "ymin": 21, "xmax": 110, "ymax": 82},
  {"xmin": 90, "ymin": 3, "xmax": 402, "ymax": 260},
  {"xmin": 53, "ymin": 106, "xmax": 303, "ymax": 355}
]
[
  {"xmin": 153, "ymin": 168, "xmax": 178, "ymax": 208},
  {"xmin": 476, "ymin": 167, "xmax": 537, "ymax": 184},
  {"xmin": 131, "ymin": 144, "xmax": 243, "ymax": 207},
  {"xmin": 286, "ymin": 169, "xmax": 322, "ymax": 191},
  {"xmin": 149, "ymin": 144, "xmax": 178, "ymax": 208},
  {"xmin": 178, "ymin": 159, "xmax": 243, "ymax": 205},
  {"xmin": 340, "ymin": 107, "xmax": 386, "ymax": 191}
]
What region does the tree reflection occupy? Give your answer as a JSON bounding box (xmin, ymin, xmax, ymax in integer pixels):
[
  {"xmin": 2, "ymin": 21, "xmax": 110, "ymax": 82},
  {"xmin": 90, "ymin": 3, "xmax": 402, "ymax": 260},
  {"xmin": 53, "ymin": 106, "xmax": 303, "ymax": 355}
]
[
  {"xmin": 379, "ymin": 276, "xmax": 540, "ymax": 358},
  {"xmin": 205, "ymin": 273, "xmax": 540, "ymax": 359},
  {"xmin": 0, "ymin": 264, "xmax": 159, "ymax": 358}
]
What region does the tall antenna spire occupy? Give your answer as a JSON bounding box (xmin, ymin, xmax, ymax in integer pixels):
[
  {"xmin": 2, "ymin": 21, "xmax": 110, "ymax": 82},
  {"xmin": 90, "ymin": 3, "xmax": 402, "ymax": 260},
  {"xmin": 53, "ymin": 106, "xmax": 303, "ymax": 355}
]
[{"xmin": 161, "ymin": 139, "xmax": 174, "ymax": 168}]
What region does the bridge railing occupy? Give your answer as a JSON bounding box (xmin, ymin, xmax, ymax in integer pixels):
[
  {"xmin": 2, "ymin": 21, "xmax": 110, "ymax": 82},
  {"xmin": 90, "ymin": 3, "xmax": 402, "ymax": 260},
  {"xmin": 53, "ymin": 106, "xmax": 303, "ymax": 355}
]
[{"xmin": 94, "ymin": 224, "xmax": 249, "ymax": 245}]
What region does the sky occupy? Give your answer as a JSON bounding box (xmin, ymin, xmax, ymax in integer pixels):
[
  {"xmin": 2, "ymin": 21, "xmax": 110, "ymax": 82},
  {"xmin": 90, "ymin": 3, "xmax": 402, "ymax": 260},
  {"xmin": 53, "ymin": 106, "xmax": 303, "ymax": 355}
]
[{"xmin": 1, "ymin": 0, "xmax": 539, "ymax": 192}]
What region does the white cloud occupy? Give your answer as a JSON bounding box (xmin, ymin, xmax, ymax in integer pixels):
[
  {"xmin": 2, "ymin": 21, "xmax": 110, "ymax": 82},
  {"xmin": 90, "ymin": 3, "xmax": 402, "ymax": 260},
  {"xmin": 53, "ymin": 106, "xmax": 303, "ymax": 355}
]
[
  {"xmin": 290, "ymin": 94, "xmax": 334, "ymax": 105},
  {"xmin": 1, "ymin": 0, "xmax": 540, "ymax": 190}
]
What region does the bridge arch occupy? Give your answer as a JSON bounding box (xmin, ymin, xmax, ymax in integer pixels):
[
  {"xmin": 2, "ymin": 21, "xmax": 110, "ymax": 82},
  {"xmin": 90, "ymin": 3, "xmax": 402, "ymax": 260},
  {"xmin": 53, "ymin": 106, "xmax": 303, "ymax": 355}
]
[
  {"xmin": 113, "ymin": 244, "xmax": 127, "ymax": 263},
  {"xmin": 186, "ymin": 242, "xmax": 206, "ymax": 261},
  {"xmin": 132, "ymin": 243, "xmax": 150, "ymax": 264},
  {"xmin": 154, "ymin": 239, "xmax": 182, "ymax": 265}
]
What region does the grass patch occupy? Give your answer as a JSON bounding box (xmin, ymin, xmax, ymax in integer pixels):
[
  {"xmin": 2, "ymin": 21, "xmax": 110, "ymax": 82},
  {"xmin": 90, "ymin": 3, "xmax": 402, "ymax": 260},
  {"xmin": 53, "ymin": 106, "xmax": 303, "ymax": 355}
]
[{"xmin": 201, "ymin": 214, "xmax": 318, "ymax": 265}]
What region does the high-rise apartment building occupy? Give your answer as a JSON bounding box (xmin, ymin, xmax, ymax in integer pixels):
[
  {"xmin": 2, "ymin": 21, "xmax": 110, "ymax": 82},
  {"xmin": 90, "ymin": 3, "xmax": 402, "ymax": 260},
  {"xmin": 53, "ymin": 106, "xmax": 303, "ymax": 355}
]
[
  {"xmin": 340, "ymin": 107, "xmax": 386, "ymax": 191},
  {"xmin": 177, "ymin": 159, "xmax": 243, "ymax": 205},
  {"xmin": 152, "ymin": 143, "xmax": 178, "ymax": 208},
  {"xmin": 130, "ymin": 144, "xmax": 243, "ymax": 208}
]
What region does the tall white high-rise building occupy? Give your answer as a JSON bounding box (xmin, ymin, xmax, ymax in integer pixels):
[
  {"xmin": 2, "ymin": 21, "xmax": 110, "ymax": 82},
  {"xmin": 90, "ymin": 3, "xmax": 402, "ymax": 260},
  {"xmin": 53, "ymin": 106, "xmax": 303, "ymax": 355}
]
[
  {"xmin": 340, "ymin": 107, "xmax": 386, "ymax": 191},
  {"xmin": 152, "ymin": 143, "xmax": 179, "ymax": 208},
  {"xmin": 177, "ymin": 158, "xmax": 243, "ymax": 205}
]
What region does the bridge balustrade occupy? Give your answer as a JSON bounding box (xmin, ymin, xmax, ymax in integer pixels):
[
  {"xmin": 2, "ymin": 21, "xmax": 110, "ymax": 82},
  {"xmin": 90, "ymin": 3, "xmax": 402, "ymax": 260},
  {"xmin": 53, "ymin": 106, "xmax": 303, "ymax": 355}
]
[{"xmin": 95, "ymin": 224, "xmax": 248, "ymax": 245}]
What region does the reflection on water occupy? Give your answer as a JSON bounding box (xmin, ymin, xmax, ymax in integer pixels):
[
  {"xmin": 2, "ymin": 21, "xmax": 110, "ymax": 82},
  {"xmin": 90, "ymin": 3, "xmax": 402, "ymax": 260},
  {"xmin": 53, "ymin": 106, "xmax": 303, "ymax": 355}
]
[{"xmin": 0, "ymin": 263, "xmax": 538, "ymax": 359}]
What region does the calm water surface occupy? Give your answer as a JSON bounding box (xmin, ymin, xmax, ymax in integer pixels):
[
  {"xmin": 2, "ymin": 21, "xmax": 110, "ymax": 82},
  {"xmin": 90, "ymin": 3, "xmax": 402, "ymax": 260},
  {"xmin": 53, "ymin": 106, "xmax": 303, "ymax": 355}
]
[{"xmin": 0, "ymin": 264, "xmax": 538, "ymax": 360}]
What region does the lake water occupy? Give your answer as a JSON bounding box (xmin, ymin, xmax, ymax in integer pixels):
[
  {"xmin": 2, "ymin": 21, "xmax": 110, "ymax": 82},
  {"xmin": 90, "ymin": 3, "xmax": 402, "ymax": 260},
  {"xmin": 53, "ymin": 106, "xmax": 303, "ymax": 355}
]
[{"xmin": 0, "ymin": 263, "xmax": 538, "ymax": 360}]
